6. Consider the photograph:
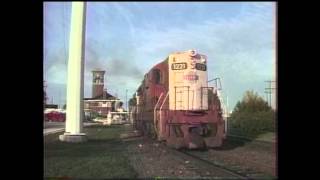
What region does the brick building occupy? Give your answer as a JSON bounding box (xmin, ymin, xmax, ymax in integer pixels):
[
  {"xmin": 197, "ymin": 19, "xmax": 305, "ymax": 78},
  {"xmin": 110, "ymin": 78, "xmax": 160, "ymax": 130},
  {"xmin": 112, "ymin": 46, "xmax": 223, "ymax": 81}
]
[{"xmin": 84, "ymin": 69, "xmax": 120, "ymax": 117}]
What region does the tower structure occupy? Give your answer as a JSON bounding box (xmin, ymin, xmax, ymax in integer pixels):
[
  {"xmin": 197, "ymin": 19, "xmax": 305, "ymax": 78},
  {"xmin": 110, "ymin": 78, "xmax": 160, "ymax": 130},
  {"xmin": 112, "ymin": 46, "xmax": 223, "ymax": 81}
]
[{"xmin": 92, "ymin": 69, "xmax": 105, "ymax": 98}]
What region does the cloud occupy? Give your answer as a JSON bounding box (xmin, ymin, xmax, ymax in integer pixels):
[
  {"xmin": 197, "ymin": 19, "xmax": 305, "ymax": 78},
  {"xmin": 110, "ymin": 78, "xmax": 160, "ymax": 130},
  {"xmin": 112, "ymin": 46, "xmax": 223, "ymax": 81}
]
[
  {"xmin": 44, "ymin": 2, "xmax": 275, "ymax": 110},
  {"xmin": 83, "ymin": 38, "xmax": 144, "ymax": 96},
  {"xmin": 130, "ymin": 3, "xmax": 274, "ymax": 109}
]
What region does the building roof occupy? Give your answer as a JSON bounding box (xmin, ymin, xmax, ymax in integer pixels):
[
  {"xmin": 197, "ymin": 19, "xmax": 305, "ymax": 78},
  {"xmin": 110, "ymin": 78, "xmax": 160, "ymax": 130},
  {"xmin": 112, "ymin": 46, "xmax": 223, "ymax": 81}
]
[
  {"xmin": 84, "ymin": 91, "xmax": 117, "ymax": 100},
  {"xmin": 92, "ymin": 68, "xmax": 105, "ymax": 72}
]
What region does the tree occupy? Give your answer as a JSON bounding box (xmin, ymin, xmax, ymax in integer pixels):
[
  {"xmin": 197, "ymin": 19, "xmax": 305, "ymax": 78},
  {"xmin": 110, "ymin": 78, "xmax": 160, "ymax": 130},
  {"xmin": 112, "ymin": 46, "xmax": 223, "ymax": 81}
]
[
  {"xmin": 233, "ymin": 90, "xmax": 271, "ymax": 113},
  {"xmin": 119, "ymin": 101, "xmax": 123, "ymax": 107},
  {"xmin": 230, "ymin": 90, "xmax": 275, "ymax": 136},
  {"xmin": 63, "ymin": 104, "xmax": 66, "ymax": 109},
  {"xmin": 129, "ymin": 96, "xmax": 137, "ymax": 107}
]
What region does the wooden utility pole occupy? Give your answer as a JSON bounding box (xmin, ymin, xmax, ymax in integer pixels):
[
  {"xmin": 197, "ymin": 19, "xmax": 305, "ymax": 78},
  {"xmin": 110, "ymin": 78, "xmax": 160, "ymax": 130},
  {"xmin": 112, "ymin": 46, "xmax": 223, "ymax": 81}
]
[{"xmin": 265, "ymin": 80, "xmax": 276, "ymax": 108}]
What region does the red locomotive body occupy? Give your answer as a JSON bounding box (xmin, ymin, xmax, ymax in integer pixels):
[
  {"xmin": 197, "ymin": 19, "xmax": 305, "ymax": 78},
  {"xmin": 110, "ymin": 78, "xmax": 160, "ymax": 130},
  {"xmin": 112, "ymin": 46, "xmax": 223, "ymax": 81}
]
[{"xmin": 132, "ymin": 50, "xmax": 225, "ymax": 149}]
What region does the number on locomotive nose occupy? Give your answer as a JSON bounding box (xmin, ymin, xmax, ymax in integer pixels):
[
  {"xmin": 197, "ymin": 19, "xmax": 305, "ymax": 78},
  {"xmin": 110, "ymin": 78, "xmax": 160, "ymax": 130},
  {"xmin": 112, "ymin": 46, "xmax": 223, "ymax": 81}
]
[{"xmin": 172, "ymin": 63, "xmax": 187, "ymax": 70}]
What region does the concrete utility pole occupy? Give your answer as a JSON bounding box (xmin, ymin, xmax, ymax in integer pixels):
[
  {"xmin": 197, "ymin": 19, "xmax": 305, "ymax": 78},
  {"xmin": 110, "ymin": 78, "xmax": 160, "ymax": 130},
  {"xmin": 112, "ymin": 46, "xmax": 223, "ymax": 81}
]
[{"xmin": 59, "ymin": 2, "xmax": 87, "ymax": 143}]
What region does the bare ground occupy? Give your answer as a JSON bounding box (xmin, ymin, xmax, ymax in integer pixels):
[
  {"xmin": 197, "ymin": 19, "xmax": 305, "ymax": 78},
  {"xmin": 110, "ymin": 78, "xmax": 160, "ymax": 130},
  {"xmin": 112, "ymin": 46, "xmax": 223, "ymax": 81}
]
[
  {"xmin": 206, "ymin": 140, "xmax": 276, "ymax": 178},
  {"xmin": 125, "ymin": 137, "xmax": 244, "ymax": 179},
  {"xmin": 122, "ymin": 126, "xmax": 276, "ymax": 179}
]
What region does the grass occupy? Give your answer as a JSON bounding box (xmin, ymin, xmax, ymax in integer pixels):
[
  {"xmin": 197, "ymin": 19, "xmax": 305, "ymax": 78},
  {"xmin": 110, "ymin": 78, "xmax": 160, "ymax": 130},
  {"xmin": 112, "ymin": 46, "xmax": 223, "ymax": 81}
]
[
  {"xmin": 44, "ymin": 125, "xmax": 138, "ymax": 179},
  {"xmin": 255, "ymin": 132, "xmax": 275, "ymax": 142},
  {"xmin": 228, "ymin": 128, "xmax": 275, "ymax": 142}
]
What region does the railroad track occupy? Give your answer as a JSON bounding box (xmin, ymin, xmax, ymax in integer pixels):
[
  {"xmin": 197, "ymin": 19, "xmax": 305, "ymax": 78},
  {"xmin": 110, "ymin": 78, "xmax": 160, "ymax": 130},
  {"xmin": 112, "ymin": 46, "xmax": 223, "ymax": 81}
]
[
  {"xmin": 167, "ymin": 148, "xmax": 249, "ymax": 179},
  {"xmin": 124, "ymin": 131, "xmax": 275, "ymax": 179},
  {"xmin": 175, "ymin": 149, "xmax": 275, "ymax": 179}
]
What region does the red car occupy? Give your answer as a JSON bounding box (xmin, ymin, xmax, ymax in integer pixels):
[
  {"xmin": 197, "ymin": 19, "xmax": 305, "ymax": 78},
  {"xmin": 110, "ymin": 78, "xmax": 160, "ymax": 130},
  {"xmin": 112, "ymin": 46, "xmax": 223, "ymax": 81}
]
[{"xmin": 44, "ymin": 110, "xmax": 66, "ymax": 122}]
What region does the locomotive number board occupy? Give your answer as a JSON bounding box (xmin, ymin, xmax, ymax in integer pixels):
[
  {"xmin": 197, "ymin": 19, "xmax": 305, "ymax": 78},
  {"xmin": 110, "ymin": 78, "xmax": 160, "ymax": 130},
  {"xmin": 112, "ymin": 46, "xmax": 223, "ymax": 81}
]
[
  {"xmin": 171, "ymin": 63, "xmax": 187, "ymax": 70},
  {"xmin": 195, "ymin": 63, "xmax": 207, "ymax": 71}
]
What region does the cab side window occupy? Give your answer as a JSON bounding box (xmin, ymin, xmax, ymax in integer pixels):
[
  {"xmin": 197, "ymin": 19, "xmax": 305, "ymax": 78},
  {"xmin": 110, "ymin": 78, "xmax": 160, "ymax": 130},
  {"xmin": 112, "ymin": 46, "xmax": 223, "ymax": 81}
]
[{"xmin": 153, "ymin": 69, "xmax": 161, "ymax": 84}]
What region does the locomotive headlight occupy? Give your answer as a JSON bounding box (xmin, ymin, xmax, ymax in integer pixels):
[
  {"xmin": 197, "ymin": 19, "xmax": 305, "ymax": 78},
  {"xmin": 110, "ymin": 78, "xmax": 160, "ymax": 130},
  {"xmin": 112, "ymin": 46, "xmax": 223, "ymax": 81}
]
[{"xmin": 189, "ymin": 49, "xmax": 197, "ymax": 57}]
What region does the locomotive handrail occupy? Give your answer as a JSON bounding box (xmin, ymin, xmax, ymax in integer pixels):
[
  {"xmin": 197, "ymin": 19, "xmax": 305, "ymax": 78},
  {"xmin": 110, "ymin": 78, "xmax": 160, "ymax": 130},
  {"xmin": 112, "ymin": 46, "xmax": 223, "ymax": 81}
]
[
  {"xmin": 160, "ymin": 92, "xmax": 169, "ymax": 112},
  {"xmin": 207, "ymin": 77, "xmax": 222, "ymax": 90},
  {"xmin": 158, "ymin": 91, "xmax": 169, "ymax": 140},
  {"xmin": 153, "ymin": 92, "xmax": 164, "ymax": 136},
  {"xmin": 200, "ymin": 87, "xmax": 214, "ymax": 110}
]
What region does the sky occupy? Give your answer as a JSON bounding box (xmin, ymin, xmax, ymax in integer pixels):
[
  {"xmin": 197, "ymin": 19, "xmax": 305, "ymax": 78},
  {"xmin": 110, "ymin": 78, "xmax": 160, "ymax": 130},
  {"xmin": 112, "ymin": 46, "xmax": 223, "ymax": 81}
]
[{"xmin": 44, "ymin": 2, "xmax": 276, "ymax": 111}]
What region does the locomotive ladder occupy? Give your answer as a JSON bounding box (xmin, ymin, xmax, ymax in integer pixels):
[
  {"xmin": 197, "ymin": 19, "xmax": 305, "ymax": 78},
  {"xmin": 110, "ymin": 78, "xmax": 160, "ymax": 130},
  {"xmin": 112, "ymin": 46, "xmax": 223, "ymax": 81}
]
[{"xmin": 174, "ymin": 86, "xmax": 190, "ymax": 110}]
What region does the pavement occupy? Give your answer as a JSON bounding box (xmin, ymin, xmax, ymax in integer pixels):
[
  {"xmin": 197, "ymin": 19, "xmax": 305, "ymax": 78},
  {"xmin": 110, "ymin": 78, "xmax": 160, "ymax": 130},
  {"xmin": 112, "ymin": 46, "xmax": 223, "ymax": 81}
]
[{"xmin": 43, "ymin": 121, "xmax": 100, "ymax": 136}]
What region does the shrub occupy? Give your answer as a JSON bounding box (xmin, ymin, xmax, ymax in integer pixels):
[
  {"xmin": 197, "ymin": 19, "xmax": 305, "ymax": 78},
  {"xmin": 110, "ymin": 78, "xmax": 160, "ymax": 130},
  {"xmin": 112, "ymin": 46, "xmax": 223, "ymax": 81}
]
[{"xmin": 229, "ymin": 90, "xmax": 275, "ymax": 137}]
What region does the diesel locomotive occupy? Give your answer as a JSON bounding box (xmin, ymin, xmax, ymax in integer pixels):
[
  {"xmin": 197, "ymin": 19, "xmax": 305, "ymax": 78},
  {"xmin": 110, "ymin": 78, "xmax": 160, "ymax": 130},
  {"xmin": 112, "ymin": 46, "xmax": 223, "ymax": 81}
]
[{"xmin": 131, "ymin": 50, "xmax": 226, "ymax": 149}]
